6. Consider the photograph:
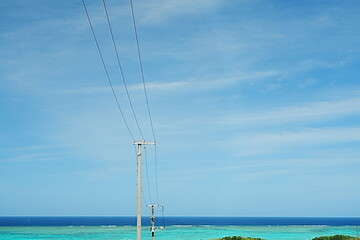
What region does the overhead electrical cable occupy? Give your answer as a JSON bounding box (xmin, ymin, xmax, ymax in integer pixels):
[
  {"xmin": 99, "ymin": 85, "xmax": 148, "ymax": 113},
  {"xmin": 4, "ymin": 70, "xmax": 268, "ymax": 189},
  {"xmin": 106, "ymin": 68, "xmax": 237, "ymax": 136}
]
[
  {"xmin": 154, "ymin": 145, "xmax": 159, "ymax": 203},
  {"xmin": 144, "ymin": 146, "xmax": 153, "ymax": 204},
  {"xmin": 81, "ymin": 0, "xmax": 134, "ymax": 141},
  {"xmin": 83, "ymin": 0, "xmax": 163, "ymax": 231},
  {"xmin": 129, "ymin": 0, "xmax": 156, "ymax": 141},
  {"xmin": 129, "ymin": 0, "xmax": 161, "ymax": 207},
  {"xmin": 102, "ymin": 0, "xmax": 144, "ymax": 140}
]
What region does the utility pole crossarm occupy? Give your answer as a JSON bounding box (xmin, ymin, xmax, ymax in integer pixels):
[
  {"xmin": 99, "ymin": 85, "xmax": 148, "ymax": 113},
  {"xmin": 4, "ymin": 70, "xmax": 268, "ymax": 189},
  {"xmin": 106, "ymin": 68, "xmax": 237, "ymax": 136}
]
[{"xmin": 133, "ymin": 140, "xmax": 156, "ymax": 146}]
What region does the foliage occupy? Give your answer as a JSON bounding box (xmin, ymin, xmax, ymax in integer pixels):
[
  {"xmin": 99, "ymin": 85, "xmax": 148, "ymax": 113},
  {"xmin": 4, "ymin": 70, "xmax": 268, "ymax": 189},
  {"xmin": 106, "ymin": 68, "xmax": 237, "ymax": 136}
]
[
  {"xmin": 312, "ymin": 235, "xmax": 360, "ymax": 240},
  {"xmin": 214, "ymin": 236, "xmax": 264, "ymax": 240},
  {"xmin": 213, "ymin": 234, "xmax": 360, "ymax": 240}
]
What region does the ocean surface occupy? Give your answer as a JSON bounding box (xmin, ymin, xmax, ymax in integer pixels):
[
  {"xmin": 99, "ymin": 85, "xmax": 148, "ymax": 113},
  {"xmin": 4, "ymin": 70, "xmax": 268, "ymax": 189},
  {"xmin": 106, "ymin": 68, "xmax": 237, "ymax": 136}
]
[{"xmin": 0, "ymin": 217, "xmax": 359, "ymax": 240}]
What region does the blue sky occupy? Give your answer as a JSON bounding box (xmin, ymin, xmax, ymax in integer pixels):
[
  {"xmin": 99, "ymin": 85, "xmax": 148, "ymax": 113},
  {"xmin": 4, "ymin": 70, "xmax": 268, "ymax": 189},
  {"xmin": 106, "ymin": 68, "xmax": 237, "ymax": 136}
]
[{"xmin": 1, "ymin": 0, "xmax": 360, "ymax": 217}]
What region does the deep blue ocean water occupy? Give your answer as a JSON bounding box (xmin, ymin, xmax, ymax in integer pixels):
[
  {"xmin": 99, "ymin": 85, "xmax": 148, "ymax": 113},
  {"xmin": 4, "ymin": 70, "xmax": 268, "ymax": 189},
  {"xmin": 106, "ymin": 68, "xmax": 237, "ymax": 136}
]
[{"xmin": 0, "ymin": 217, "xmax": 359, "ymax": 226}]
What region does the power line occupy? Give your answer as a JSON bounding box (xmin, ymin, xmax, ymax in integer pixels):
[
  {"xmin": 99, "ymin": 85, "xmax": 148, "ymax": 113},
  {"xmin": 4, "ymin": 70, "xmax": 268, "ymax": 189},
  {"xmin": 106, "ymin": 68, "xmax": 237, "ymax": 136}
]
[
  {"xmin": 129, "ymin": 0, "xmax": 156, "ymax": 141},
  {"xmin": 144, "ymin": 146, "xmax": 153, "ymax": 204},
  {"xmin": 102, "ymin": 0, "xmax": 145, "ymax": 140},
  {"xmin": 81, "ymin": 0, "xmax": 134, "ymax": 141},
  {"xmin": 128, "ymin": 0, "xmax": 160, "ymax": 206},
  {"xmin": 154, "ymin": 144, "xmax": 159, "ymax": 204}
]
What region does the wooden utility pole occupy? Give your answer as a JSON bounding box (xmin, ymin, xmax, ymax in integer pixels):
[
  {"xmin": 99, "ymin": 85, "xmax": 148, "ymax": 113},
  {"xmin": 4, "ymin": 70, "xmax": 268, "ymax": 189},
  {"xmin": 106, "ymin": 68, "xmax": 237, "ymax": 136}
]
[{"xmin": 133, "ymin": 140, "xmax": 156, "ymax": 240}]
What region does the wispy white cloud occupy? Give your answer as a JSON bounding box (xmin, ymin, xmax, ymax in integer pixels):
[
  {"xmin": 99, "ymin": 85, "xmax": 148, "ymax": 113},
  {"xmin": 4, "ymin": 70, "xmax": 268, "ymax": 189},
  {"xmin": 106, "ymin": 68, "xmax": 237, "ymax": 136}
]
[
  {"xmin": 240, "ymin": 169, "xmax": 296, "ymax": 181},
  {"xmin": 2, "ymin": 0, "xmax": 360, "ymax": 216},
  {"xmin": 51, "ymin": 108, "xmax": 137, "ymax": 162},
  {"xmin": 66, "ymin": 166, "xmax": 133, "ymax": 180},
  {"xmin": 60, "ymin": 70, "xmax": 281, "ymax": 95},
  {"xmin": 288, "ymin": 59, "xmax": 341, "ymax": 73},
  {"xmin": 136, "ymin": 0, "xmax": 222, "ymax": 25},
  {"xmin": 234, "ymin": 126, "xmax": 360, "ymax": 156},
  {"xmin": 0, "ymin": 144, "xmax": 61, "ymax": 152},
  {"xmin": 135, "ymin": 70, "xmax": 281, "ymax": 91},
  {"xmin": 221, "ymin": 96, "xmax": 360, "ymax": 126},
  {"xmin": 6, "ymin": 153, "xmax": 54, "ymax": 163}
]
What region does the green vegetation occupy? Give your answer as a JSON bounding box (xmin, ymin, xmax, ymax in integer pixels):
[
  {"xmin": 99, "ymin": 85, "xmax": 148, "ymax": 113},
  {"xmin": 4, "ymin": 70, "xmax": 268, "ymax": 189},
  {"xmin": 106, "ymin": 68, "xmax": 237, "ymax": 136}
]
[
  {"xmin": 213, "ymin": 235, "xmax": 360, "ymax": 240},
  {"xmin": 213, "ymin": 236, "xmax": 264, "ymax": 240},
  {"xmin": 312, "ymin": 235, "xmax": 360, "ymax": 240}
]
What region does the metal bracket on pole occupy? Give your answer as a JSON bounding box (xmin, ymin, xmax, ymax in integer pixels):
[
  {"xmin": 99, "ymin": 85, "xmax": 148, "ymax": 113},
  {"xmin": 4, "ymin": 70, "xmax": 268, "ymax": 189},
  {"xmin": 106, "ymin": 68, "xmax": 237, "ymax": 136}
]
[{"xmin": 146, "ymin": 204, "xmax": 164, "ymax": 240}]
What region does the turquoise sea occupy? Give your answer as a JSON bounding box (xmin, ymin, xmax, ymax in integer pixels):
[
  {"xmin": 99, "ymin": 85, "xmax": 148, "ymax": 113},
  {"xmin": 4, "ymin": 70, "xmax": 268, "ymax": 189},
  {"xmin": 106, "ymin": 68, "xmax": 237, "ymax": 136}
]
[
  {"xmin": 1, "ymin": 217, "xmax": 359, "ymax": 240},
  {"xmin": 1, "ymin": 225, "xmax": 360, "ymax": 240}
]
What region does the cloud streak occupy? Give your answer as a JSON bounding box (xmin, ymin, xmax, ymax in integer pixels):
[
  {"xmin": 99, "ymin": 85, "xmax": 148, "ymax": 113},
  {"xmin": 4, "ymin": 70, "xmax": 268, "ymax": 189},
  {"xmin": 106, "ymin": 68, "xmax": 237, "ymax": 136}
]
[
  {"xmin": 6, "ymin": 153, "xmax": 55, "ymax": 163},
  {"xmin": 234, "ymin": 126, "xmax": 360, "ymax": 156},
  {"xmin": 60, "ymin": 70, "xmax": 281, "ymax": 95},
  {"xmin": 221, "ymin": 96, "xmax": 360, "ymax": 126},
  {"xmin": 136, "ymin": 0, "xmax": 222, "ymax": 25}
]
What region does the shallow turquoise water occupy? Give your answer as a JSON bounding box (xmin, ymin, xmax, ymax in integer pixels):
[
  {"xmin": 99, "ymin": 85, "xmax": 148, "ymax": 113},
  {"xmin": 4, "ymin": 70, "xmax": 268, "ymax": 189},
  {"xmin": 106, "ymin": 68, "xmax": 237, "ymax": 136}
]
[{"xmin": 1, "ymin": 225, "xmax": 359, "ymax": 240}]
